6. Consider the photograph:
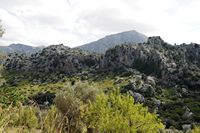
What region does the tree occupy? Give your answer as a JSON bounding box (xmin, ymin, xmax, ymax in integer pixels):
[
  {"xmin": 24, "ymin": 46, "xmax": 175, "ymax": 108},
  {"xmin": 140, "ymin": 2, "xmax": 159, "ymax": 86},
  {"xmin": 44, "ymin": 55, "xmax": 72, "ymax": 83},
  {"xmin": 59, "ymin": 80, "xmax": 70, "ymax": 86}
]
[
  {"xmin": 85, "ymin": 90, "xmax": 165, "ymax": 132},
  {"xmin": 0, "ymin": 20, "xmax": 5, "ymax": 37}
]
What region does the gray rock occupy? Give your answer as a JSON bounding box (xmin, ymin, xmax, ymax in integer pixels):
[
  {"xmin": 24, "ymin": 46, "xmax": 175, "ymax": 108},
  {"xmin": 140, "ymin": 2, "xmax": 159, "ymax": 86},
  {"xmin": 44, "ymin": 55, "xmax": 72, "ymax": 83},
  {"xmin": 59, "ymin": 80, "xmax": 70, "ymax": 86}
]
[
  {"xmin": 140, "ymin": 84, "xmax": 156, "ymax": 97},
  {"xmin": 182, "ymin": 108, "xmax": 193, "ymax": 120},
  {"xmin": 146, "ymin": 76, "xmax": 156, "ymax": 86},
  {"xmin": 129, "ymin": 90, "xmax": 145, "ymax": 103},
  {"xmin": 4, "ymin": 44, "xmax": 100, "ymax": 75},
  {"xmin": 182, "ymin": 124, "xmax": 191, "ymax": 132}
]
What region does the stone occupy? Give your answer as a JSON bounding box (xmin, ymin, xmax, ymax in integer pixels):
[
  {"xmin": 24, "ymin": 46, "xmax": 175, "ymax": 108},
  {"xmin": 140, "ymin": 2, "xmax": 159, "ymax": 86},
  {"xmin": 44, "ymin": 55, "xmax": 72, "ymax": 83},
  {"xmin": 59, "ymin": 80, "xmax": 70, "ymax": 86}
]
[
  {"xmin": 129, "ymin": 90, "xmax": 145, "ymax": 103},
  {"xmin": 140, "ymin": 84, "xmax": 156, "ymax": 97},
  {"xmin": 146, "ymin": 76, "xmax": 156, "ymax": 86},
  {"xmin": 182, "ymin": 124, "xmax": 191, "ymax": 132}
]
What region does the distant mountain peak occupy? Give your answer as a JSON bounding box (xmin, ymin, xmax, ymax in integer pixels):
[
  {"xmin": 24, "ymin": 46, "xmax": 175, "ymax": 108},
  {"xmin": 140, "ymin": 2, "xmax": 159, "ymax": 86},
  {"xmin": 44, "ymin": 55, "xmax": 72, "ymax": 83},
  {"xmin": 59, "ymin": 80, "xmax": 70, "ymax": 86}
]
[
  {"xmin": 76, "ymin": 30, "xmax": 147, "ymax": 53},
  {"xmin": 0, "ymin": 43, "xmax": 44, "ymax": 54}
]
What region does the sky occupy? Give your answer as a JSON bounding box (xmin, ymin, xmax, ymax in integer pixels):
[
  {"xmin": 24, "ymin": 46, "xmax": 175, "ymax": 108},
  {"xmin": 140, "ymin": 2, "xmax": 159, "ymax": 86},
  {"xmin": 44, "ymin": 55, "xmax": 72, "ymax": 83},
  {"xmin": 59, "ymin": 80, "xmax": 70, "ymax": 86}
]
[{"xmin": 0, "ymin": 0, "xmax": 200, "ymax": 47}]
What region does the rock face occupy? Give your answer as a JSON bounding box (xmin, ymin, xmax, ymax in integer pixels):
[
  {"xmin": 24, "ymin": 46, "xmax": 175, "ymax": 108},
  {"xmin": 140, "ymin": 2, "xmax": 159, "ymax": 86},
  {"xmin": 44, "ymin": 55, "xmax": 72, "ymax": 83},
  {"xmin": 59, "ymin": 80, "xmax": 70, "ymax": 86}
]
[
  {"xmin": 77, "ymin": 30, "xmax": 147, "ymax": 53},
  {"xmin": 4, "ymin": 37, "xmax": 200, "ymax": 90},
  {"xmin": 4, "ymin": 37, "xmax": 200, "ymax": 91},
  {"xmin": 4, "ymin": 44, "xmax": 100, "ymax": 74},
  {"xmin": 101, "ymin": 36, "xmax": 200, "ymax": 90}
]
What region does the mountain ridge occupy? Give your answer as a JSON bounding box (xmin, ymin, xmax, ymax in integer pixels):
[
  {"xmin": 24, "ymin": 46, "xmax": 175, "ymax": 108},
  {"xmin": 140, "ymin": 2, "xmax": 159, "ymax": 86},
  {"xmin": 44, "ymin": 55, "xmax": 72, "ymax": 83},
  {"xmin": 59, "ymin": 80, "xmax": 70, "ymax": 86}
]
[
  {"xmin": 76, "ymin": 30, "xmax": 148, "ymax": 53},
  {"xmin": 0, "ymin": 43, "xmax": 44, "ymax": 54}
]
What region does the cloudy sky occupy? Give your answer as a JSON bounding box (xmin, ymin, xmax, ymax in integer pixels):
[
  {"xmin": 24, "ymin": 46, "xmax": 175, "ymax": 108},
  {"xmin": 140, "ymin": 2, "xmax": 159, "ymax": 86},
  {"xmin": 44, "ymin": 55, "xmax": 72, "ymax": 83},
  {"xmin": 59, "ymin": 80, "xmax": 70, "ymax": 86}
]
[{"xmin": 0, "ymin": 0, "xmax": 200, "ymax": 47}]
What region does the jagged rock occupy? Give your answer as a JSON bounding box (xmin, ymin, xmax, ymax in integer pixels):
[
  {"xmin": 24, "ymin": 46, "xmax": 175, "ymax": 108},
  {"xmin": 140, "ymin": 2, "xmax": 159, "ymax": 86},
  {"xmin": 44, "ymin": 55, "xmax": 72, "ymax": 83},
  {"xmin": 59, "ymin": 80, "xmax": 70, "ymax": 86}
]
[
  {"xmin": 122, "ymin": 82, "xmax": 136, "ymax": 93},
  {"xmin": 182, "ymin": 124, "xmax": 191, "ymax": 132},
  {"xmin": 101, "ymin": 36, "xmax": 200, "ymax": 91},
  {"xmin": 139, "ymin": 84, "xmax": 156, "ymax": 97},
  {"xmin": 181, "ymin": 88, "xmax": 189, "ymax": 96},
  {"xmin": 4, "ymin": 44, "xmax": 100, "ymax": 75},
  {"xmin": 147, "ymin": 36, "xmax": 165, "ymax": 45},
  {"xmin": 129, "ymin": 90, "xmax": 145, "ymax": 103},
  {"xmin": 182, "ymin": 107, "xmax": 193, "ymax": 120},
  {"xmin": 146, "ymin": 76, "xmax": 156, "ymax": 86}
]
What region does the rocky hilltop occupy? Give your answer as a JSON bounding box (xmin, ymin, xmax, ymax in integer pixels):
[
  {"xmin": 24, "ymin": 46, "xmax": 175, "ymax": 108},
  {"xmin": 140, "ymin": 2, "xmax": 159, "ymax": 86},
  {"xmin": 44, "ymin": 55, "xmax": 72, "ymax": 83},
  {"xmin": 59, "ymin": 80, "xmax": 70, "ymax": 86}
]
[
  {"xmin": 102, "ymin": 36, "xmax": 200, "ymax": 90},
  {"xmin": 4, "ymin": 44, "xmax": 100, "ymax": 75}
]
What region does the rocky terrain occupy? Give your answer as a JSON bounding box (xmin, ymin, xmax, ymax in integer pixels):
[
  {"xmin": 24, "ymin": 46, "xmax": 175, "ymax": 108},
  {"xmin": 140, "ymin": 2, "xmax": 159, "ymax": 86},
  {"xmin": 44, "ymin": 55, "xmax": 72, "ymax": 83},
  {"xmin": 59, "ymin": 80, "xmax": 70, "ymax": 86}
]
[
  {"xmin": 102, "ymin": 36, "xmax": 200, "ymax": 90},
  {"xmin": 4, "ymin": 44, "xmax": 100, "ymax": 77},
  {"xmin": 77, "ymin": 30, "xmax": 147, "ymax": 53},
  {"xmin": 2, "ymin": 36, "xmax": 200, "ymax": 131}
]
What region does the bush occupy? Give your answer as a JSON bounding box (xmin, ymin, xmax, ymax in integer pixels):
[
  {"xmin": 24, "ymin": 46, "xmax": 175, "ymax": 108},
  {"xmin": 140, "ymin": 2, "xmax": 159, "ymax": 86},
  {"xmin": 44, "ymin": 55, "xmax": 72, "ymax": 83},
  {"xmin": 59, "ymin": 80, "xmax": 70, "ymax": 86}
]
[
  {"xmin": 192, "ymin": 126, "xmax": 200, "ymax": 133},
  {"xmin": 53, "ymin": 81, "xmax": 100, "ymax": 132},
  {"xmin": 42, "ymin": 106, "xmax": 63, "ymax": 133},
  {"xmin": 73, "ymin": 81, "xmax": 99, "ymax": 103},
  {"xmin": 84, "ymin": 90, "xmax": 165, "ymax": 132},
  {"xmin": 9, "ymin": 103, "xmax": 38, "ymax": 128},
  {"xmin": 0, "ymin": 103, "xmax": 38, "ymax": 130}
]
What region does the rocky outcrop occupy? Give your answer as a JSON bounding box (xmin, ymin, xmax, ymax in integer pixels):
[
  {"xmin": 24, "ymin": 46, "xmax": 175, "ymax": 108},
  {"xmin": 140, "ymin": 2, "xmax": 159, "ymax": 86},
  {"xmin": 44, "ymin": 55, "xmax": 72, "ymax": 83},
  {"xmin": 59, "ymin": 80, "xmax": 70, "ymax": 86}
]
[
  {"xmin": 101, "ymin": 36, "xmax": 200, "ymax": 90},
  {"xmin": 4, "ymin": 44, "xmax": 100, "ymax": 75},
  {"xmin": 3, "ymin": 37, "xmax": 200, "ymax": 90}
]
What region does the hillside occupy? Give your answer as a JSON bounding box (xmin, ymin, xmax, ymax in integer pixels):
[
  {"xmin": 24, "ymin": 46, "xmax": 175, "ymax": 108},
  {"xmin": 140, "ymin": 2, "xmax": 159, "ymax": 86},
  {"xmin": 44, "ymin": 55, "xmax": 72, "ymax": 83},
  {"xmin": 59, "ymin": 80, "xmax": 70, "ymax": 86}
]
[
  {"xmin": 1, "ymin": 37, "xmax": 200, "ymax": 132},
  {"xmin": 77, "ymin": 30, "xmax": 147, "ymax": 53},
  {"xmin": 0, "ymin": 43, "xmax": 44, "ymax": 54}
]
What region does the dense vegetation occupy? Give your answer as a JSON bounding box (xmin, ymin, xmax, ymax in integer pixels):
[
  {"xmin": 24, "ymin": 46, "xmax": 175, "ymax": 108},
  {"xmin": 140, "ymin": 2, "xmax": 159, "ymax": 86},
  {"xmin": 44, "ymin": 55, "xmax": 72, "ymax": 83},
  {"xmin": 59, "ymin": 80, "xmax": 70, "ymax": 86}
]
[
  {"xmin": 0, "ymin": 68, "xmax": 199, "ymax": 132},
  {"xmin": 0, "ymin": 76, "xmax": 165, "ymax": 132}
]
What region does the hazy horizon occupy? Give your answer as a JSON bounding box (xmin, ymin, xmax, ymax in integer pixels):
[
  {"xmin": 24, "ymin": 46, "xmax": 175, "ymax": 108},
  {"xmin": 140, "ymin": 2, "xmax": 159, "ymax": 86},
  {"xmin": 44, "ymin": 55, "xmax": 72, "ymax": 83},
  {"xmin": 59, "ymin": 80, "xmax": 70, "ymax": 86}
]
[{"xmin": 1, "ymin": 0, "xmax": 200, "ymax": 47}]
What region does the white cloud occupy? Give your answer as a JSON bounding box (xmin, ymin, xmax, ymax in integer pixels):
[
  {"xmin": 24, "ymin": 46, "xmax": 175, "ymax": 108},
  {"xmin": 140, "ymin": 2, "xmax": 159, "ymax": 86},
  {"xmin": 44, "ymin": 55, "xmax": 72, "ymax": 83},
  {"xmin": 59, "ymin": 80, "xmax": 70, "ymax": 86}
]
[{"xmin": 0, "ymin": 0, "xmax": 200, "ymax": 47}]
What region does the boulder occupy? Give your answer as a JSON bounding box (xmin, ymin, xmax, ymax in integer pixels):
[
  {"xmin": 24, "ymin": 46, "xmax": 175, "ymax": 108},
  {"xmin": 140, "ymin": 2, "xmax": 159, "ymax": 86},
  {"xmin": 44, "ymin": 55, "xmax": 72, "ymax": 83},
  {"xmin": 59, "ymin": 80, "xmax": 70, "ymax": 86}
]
[
  {"xmin": 139, "ymin": 84, "xmax": 156, "ymax": 97},
  {"xmin": 129, "ymin": 90, "xmax": 145, "ymax": 103}
]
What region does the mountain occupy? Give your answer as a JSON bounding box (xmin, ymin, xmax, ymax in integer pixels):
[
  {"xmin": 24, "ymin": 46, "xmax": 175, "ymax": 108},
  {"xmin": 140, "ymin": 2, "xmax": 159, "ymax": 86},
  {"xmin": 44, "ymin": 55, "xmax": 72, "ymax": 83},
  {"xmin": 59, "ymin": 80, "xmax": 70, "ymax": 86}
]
[
  {"xmin": 0, "ymin": 43, "xmax": 44, "ymax": 54},
  {"xmin": 76, "ymin": 30, "xmax": 148, "ymax": 53},
  {"xmin": 2, "ymin": 37, "xmax": 200, "ymax": 130}
]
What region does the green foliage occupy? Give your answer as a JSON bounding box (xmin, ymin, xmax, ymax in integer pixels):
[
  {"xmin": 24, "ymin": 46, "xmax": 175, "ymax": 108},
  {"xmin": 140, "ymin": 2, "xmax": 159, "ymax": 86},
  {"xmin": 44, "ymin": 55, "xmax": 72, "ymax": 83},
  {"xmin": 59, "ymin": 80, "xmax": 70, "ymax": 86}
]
[
  {"xmin": 54, "ymin": 81, "xmax": 100, "ymax": 132},
  {"xmin": 0, "ymin": 104, "xmax": 38, "ymax": 130},
  {"xmin": 85, "ymin": 90, "xmax": 165, "ymax": 132},
  {"xmin": 73, "ymin": 81, "xmax": 100, "ymax": 103},
  {"xmin": 13, "ymin": 104, "xmax": 39, "ymax": 128},
  {"xmin": 42, "ymin": 106, "xmax": 63, "ymax": 133},
  {"xmin": 192, "ymin": 126, "xmax": 200, "ymax": 133},
  {"xmin": 0, "ymin": 87, "xmax": 26, "ymax": 107}
]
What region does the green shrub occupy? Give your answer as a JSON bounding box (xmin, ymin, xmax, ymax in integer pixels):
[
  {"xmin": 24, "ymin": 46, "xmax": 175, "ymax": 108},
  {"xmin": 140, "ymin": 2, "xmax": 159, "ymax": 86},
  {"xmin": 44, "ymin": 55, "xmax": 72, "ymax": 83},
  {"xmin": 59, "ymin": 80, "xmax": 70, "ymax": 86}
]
[
  {"xmin": 12, "ymin": 104, "xmax": 38, "ymax": 128},
  {"xmin": 0, "ymin": 103, "xmax": 38, "ymax": 130},
  {"xmin": 55, "ymin": 93, "xmax": 86, "ymax": 132},
  {"xmin": 192, "ymin": 126, "xmax": 200, "ymax": 133},
  {"xmin": 84, "ymin": 90, "xmax": 165, "ymax": 132},
  {"xmin": 42, "ymin": 106, "xmax": 63, "ymax": 133},
  {"xmin": 73, "ymin": 81, "xmax": 99, "ymax": 103}
]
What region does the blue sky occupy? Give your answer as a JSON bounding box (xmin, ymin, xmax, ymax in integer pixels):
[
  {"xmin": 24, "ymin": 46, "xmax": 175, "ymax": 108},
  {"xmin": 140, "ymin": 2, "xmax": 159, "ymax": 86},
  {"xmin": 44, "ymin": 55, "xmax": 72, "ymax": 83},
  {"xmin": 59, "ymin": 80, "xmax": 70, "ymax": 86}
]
[{"xmin": 0, "ymin": 0, "xmax": 200, "ymax": 47}]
